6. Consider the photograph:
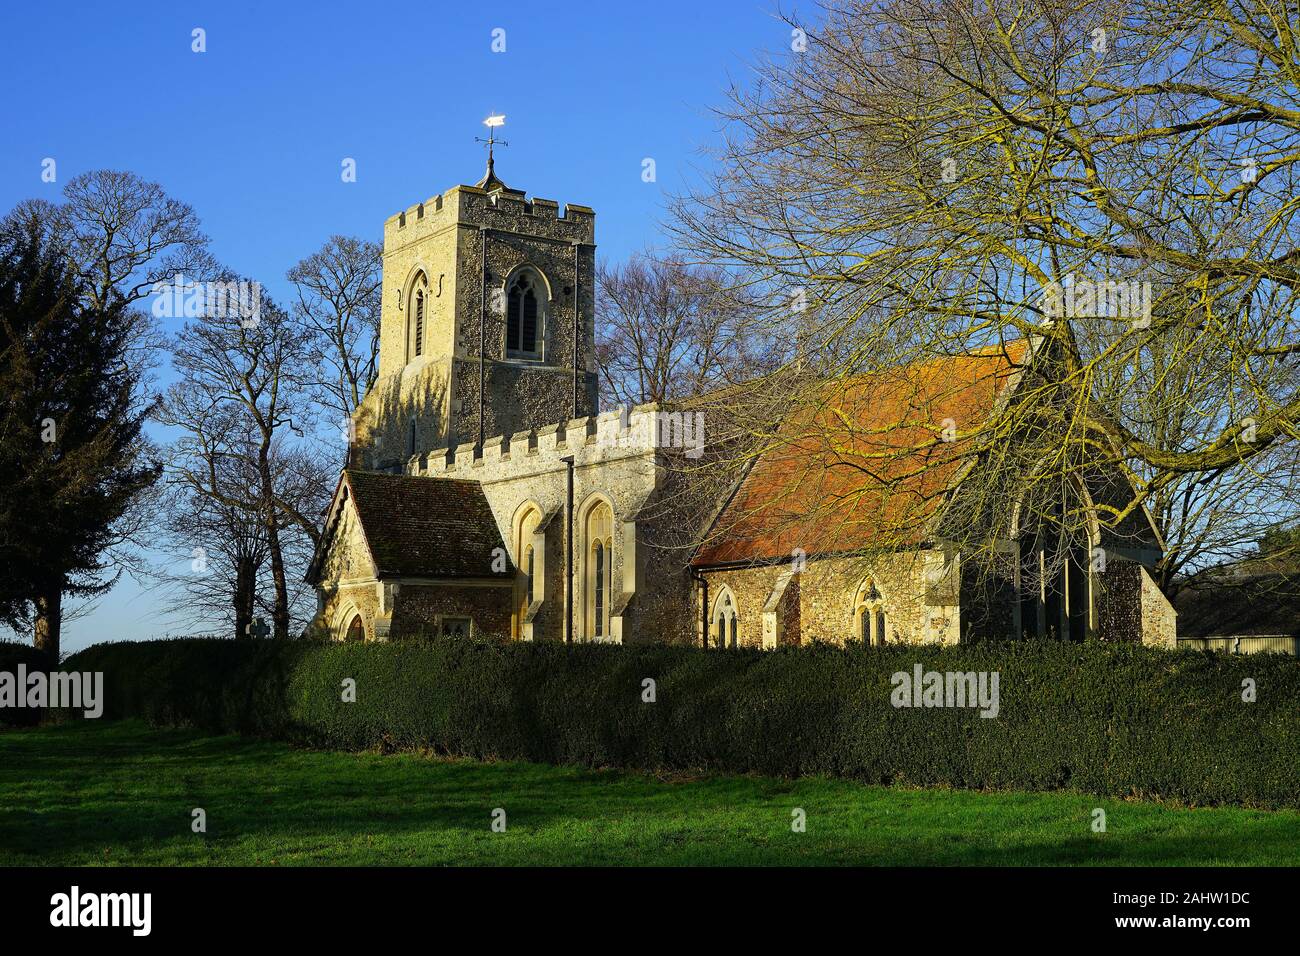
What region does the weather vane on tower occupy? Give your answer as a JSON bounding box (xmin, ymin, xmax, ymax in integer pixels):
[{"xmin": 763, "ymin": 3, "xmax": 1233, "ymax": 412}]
[{"xmin": 475, "ymin": 114, "xmax": 509, "ymax": 190}]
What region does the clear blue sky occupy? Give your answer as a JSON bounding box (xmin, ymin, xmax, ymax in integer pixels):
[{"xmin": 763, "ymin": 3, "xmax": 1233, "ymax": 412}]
[{"xmin": 0, "ymin": 0, "xmax": 799, "ymax": 652}]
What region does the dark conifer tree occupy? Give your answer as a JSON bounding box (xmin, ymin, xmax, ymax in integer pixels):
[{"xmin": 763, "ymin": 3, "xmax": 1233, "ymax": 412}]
[{"xmin": 0, "ymin": 209, "xmax": 160, "ymax": 659}]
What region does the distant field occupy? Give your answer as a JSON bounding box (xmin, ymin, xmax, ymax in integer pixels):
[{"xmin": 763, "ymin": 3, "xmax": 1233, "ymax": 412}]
[{"xmin": 2, "ymin": 721, "xmax": 1297, "ymax": 866}]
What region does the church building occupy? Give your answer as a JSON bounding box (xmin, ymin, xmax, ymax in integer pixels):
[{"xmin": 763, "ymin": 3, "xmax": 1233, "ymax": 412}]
[{"xmin": 305, "ymin": 160, "xmax": 1178, "ymax": 649}]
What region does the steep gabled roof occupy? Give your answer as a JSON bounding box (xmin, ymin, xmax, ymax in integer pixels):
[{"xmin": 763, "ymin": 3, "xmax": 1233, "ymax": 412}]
[
  {"xmin": 692, "ymin": 341, "xmax": 1030, "ymax": 567},
  {"xmin": 307, "ymin": 470, "xmax": 511, "ymax": 582}
]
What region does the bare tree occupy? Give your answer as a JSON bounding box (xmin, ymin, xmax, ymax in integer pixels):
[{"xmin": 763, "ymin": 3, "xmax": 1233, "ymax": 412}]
[
  {"xmin": 156, "ymin": 289, "xmax": 325, "ymax": 638},
  {"xmin": 58, "ymin": 169, "xmax": 217, "ymax": 312},
  {"xmin": 596, "ymin": 252, "xmax": 777, "ymax": 407},
  {"xmin": 287, "ymin": 235, "xmax": 382, "ymax": 426},
  {"xmin": 671, "ymin": 0, "xmax": 1300, "ymax": 586},
  {"xmin": 1098, "ymin": 320, "xmax": 1300, "ymax": 593},
  {"xmin": 157, "ymin": 439, "xmax": 270, "ymax": 639}
]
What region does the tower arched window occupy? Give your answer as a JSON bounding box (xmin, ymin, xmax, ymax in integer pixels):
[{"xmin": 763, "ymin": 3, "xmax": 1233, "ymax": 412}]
[
  {"xmin": 506, "ymin": 270, "xmax": 543, "ymax": 359},
  {"xmin": 407, "ymin": 273, "xmax": 429, "ymax": 363}
]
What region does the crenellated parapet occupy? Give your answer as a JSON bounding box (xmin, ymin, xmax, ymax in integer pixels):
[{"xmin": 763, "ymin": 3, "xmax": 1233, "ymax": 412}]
[
  {"xmin": 384, "ymin": 184, "xmax": 595, "ymax": 250},
  {"xmin": 413, "ymin": 403, "xmax": 663, "ymax": 476}
]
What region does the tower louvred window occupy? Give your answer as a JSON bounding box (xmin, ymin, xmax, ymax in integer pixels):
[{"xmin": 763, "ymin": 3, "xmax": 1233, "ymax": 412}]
[
  {"xmin": 407, "ymin": 275, "xmax": 428, "ymax": 364},
  {"xmin": 507, "ymin": 272, "xmax": 541, "ymax": 356},
  {"xmin": 522, "ymin": 284, "xmax": 537, "ymax": 349},
  {"xmin": 414, "ymin": 289, "xmax": 424, "ymax": 357}
]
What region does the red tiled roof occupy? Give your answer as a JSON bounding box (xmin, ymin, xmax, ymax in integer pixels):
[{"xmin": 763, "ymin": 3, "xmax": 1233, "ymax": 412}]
[{"xmin": 692, "ymin": 341, "xmax": 1030, "ymax": 567}]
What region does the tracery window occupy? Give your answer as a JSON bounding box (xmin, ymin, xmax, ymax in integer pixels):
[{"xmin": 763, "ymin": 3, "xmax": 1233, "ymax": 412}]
[
  {"xmin": 711, "ymin": 588, "xmax": 739, "ymax": 649},
  {"xmin": 853, "ymin": 579, "xmax": 888, "ymax": 646},
  {"xmin": 506, "ymin": 270, "xmax": 544, "ymax": 358}
]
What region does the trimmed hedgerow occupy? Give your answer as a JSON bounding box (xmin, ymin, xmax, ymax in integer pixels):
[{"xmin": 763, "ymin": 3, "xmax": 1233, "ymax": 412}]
[
  {"xmin": 63, "ymin": 637, "xmax": 1300, "ymax": 808},
  {"xmin": 0, "ymin": 639, "xmax": 54, "ymax": 726}
]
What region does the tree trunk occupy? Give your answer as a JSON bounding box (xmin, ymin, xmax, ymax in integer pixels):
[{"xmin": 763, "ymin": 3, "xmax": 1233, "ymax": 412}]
[
  {"xmin": 234, "ymin": 556, "xmax": 255, "ymax": 639},
  {"xmin": 258, "ymin": 446, "xmax": 290, "ymax": 640},
  {"xmin": 266, "ymin": 518, "xmax": 289, "ymax": 639},
  {"xmin": 33, "ymin": 581, "xmax": 62, "ymax": 662}
]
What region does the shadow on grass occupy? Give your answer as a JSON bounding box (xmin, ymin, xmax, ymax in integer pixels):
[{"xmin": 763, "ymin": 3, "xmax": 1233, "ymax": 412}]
[{"xmin": 2, "ymin": 721, "xmax": 1297, "ymax": 866}]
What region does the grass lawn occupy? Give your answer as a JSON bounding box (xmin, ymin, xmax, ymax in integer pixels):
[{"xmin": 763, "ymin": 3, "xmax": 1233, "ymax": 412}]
[{"xmin": 1, "ymin": 720, "xmax": 1297, "ymax": 866}]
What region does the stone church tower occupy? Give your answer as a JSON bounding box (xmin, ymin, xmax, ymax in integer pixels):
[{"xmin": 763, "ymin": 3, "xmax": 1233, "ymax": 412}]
[{"xmin": 351, "ymin": 159, "xmax": 598, "ymax": 470}]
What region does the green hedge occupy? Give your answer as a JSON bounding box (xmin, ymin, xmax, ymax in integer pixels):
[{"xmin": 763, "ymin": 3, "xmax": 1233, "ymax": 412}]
[
  {"xmin": 63, "ymin": 638, "xmax": 1300, "ymax": 808},
  {"xmin": 0, "ymin": 639, "xmax": 54, "ymax": 726}
]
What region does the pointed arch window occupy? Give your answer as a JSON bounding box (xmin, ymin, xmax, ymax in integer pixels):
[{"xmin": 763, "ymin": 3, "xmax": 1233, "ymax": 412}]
[
  {"xmin": 711, "ymin": 589, "xmax": 739, "ymax": 649},
  {"xmin": 407, "ymin": 273, "xmax": 429, "ymax": 363},
  {"xmin": 513, "ymin": 506, "xmax": 542, "ymax": 640},
  {"xmin": 583, "ymin": 501, "xmax": 614, "ymax": 640},
  {"xmin": 345, "ymin": 615, "xmax": 364, "ymax": 643},
  {"xmin": 506, "ymin": 270, "xmax": 543, "ymax": 358},
  {"xmin": 853, "ymin": 579, "xmax": 888, "ymax": 646}
]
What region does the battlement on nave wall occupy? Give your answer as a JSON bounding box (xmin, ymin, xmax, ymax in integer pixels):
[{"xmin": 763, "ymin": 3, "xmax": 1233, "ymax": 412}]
[{"xmin": 403, "ymin": 403, "xmax": 705, "ymax": 480}]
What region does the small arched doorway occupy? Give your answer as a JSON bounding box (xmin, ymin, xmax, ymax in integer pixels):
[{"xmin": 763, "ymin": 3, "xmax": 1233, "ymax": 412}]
[{"xmin": 345, "ymin": 614, "xmax": 365, "ymax": 643}]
